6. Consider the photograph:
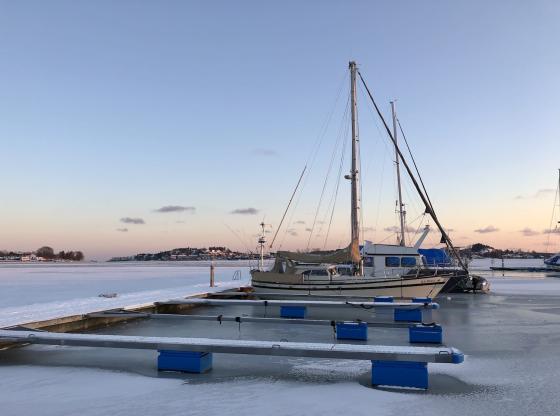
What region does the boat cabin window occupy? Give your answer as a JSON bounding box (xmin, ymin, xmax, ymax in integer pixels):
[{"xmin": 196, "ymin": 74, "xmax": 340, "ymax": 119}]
[
  {"xmin": 400, "ymin": 257, "xmax": 417, "ymax": 267},
  {"xmin": 385, "ymin": 257, "xmax": 400, "ymax": 267},
  {"xmin": 337, "ymin": 266, "xmax": 353, "ymax": 276},
  {"xmin": 364, "ymin": 256, "xmax": 374, "ymax": 267},
  {"xmin": 303, "ymin": 269, "xmax": 329, "ymax": 277}
]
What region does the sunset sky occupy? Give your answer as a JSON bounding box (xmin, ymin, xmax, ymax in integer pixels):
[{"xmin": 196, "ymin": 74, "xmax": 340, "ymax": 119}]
[{"xmin": 1, "ymin": 0, "xmax": 560, "ymax": 260}]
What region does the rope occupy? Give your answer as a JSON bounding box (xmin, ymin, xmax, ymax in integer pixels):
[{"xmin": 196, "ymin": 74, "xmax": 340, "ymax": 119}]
[{"xmin": 344, "ymin": 301, "xmax": 374, "ymax": 310}]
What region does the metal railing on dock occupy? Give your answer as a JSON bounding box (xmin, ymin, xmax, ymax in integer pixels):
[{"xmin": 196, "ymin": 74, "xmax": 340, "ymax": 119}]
[
  {"xmin": 0, "ymin": 329, "xmax": 462, "ymax": 363},
  {"xmin": 156, "ymin": 298, "xmax": 438, "ymax": 309}
]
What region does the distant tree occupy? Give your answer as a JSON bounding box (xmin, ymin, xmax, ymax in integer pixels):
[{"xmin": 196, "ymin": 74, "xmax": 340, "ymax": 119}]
[
  {"xmin": 36, "ymin": 246, "xmax": 55, "ymax": 259},
  {"xmin": 58, "ymin": 251, "xmax": 65, "ymax": 259},
  {"xmin": 73, "ymin": 251, "xmax": 84, "ymax": 261}
]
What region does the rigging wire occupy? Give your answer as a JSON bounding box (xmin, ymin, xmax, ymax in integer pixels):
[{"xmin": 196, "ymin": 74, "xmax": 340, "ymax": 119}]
[
  {"xmin": 275, "ymin": 70, "xmax": 348, "ymax": 249},
  {"xmin": 396, "ymin": 117, "xmax": 435, "ymax": 213},
  {"xmin": 269, "ymin": 166, "xmax": 307, "ymax": 248},
  {"xmin": 306, "ymin": 95, "xmax": 350, "ymax": 250},
  {"xmin": 323, "ymin": 107, "xmax": 351, "ymax": 249},
  {"xmin": 546, "ymin": 179, "xmax": 560, "ymax": 251},
  {"xmin": 356, "ymin": 84, "xmax": 395, "ymax": 243},
  {"xmin": 356, "ymin": 69, "xmax": 467, "ymax": 271},
  {"xmin": 222, "ymin": 223, "xmax": 255, "ymax": 255}
]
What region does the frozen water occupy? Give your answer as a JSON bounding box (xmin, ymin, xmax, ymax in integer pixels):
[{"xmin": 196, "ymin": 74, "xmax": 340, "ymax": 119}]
[
  {"xmin": 0, "ymin": 261, "xmax": 250, "ymax": 327},
  {"xmin": 1, "ymin": 260, "xmax": 560, "ymax": 415}
]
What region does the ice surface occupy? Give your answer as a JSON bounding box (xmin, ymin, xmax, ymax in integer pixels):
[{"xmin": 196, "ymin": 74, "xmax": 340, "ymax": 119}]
[
  {"xmin": 1, "ymin": 260, "xmax": 560, "ymax": 416},
  {"xmin": 0, "ymin": 262, "xmax": 250, "ymax": 328}
]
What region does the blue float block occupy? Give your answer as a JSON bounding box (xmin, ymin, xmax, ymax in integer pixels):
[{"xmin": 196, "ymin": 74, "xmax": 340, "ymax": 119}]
[
  {"xmin": 158, "ymin": 350, "xmax": 213, "ymax": 373},
  {"xmin": 394, "ymin": 308, "xmax": 423, "ymax": 322},
  {"xmin": 373, "ymin": 296, "xmax": 394, "ymax": 303},
  {"xmin": 280, "ymin": 306, "xmax": 307, "ymax": 319},
  {"xmin": 336, "ymin": 321, "xmax": 368, "ymax": 340},
  {"xmin": 371, "ymin": 360, "xmax": 428, "ymax": 389},
  {"xmin": 412, "ymin": 297, "xmax": 432, "ymax": 304},
  {"xmin": 409, "ymin": 324, "xmax": 443, "ymax": 344}
]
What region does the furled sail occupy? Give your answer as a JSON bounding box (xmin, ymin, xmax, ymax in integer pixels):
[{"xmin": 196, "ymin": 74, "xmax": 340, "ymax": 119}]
[{"xmin": 276, "ymin": 242, "xmax": 361, "ymax": 264}]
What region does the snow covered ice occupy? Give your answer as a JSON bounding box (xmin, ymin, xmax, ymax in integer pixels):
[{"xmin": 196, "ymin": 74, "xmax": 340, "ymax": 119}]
[{"xmin": 1, "ymin": 260, "xmax": 560, "ymax": 416}]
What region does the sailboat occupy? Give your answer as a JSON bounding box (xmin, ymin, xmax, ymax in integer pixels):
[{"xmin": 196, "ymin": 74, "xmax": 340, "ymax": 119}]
[{"xmin": 251, "ymin": 61, "xmax": 467, "ymax": 298}]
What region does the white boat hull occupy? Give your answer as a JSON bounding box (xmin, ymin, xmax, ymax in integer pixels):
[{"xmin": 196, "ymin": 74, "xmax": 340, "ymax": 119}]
[{"xmin": 251, "ymin": 272, "xmax": 448, "ymax": 299}]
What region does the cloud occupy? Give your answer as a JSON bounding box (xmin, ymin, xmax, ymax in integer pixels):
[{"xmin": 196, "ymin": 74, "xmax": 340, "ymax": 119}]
[
  {"xmin": 230, "ymin": 208, "xmax": 259, "ymax": 215},
  {"xmin": 294, "ymin": 220, "xmax": 306, "ymax": 225},
  {"xmin": 305, "ymin": 228, "xmax": 312, "ymax": 232},
  {"xmin": 535, "ymin": 189, "xmax": 555, "ymax": 197},
  {"xmin": 383, "ymin": 225, "xmax": 416, "ymax": 233},
  {"xmin": 154, "ymin": 205, "xmax": 196, "ymax": 213},
  {"xmin": 363, "ymin": 226, "xmax": 375, "ymax": 232},
  {"xmin": 514, "ymin": 188, "xmax": 555, "ymax": 200},
  {"xmin": 176, "ymin": 220, "xmax": 186, "ymax": 224},
  {"xmin": 120, "ymin": 217, "xmax": 145, "ymax": 225},
  {"xmin": 543, "ymin": 227, "xmax": 560, "ymax": 234},
  {"xmin": 116, "ymin": 228, "xmax": 128, "ymax": 232},
  {"xmin": 474, "ymin": 225, "xmax": 499, "ymax": 234},
  {"xmin": 520, "ymin": 227, "xmax": 540, "ymax": 236},
  {"xmin": 252, "ymin": 148, "xmax": 278, "ymax": 156},
  {"xmin": 287, "ymin": 229, "xmax": 298, "ymax": 237}
]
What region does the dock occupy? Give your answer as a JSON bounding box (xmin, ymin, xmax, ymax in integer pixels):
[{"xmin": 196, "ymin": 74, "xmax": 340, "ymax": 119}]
[
  {"xmin": 0, "ymin": 284, "xmax": 462, "ymax": 390},
  {"xmin": 0, "ymin": 329, "xmax": 463, "ymax": 363}
]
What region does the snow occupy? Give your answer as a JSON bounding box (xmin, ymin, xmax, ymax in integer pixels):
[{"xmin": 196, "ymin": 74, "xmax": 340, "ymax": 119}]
[
  {"xmin": 0, "ymin": 261, "xmax": 254, "ymax": 307},
  {"xmin": 0, "ymin": 262, "xmax": 250, "ymax": 328},
  {"xmin": 2, "ymin": 260, "xmax": 560, "ymax": 416},
  {"xmin": 487, "ymin": 276, "xmax": 560, "ymax": 296},
  {"xmin": 0, "ymin": 365, "xmax": 411, "ymax": 416}
]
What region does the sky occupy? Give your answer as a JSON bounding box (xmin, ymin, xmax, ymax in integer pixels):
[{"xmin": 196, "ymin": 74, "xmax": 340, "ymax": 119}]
[{"xmin": 1, "ymin": 0, "xmax": 560, "ymax": 260}]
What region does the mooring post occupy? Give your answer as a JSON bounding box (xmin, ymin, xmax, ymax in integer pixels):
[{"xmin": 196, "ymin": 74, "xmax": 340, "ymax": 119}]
[{"xmin": 210, "ymin": 260, "xmax": 215, "ymax": 288}]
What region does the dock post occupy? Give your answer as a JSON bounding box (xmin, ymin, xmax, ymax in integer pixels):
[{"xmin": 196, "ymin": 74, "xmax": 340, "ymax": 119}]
[{"xmin": 210, "ymin": 263, "xmax": 215, "ymax": 287}]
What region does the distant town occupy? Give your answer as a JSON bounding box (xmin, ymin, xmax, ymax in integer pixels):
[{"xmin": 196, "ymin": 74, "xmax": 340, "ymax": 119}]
[
  {"xmin": 459, "ymin": 243, "xmax": 550, "ymax": 259},
  {"xmin": 0, "ymin": 243, "xmax": 550, "ymax": 264},
  {"xmin": 0, "ymin": 246, "xmax": 85, "ymax": 262},
  {"xmin": 109, "ymin": 246, "xmax": 272, "ymax": 262}
]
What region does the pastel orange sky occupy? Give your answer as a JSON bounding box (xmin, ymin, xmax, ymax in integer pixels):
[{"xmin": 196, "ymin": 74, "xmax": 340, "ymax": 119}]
[{"xmin": 1, "ymin": 1, "xmax": 560, "ymax": 260}]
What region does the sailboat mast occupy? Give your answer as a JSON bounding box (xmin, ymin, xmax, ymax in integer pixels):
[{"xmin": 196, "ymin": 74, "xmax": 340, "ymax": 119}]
[
  {"xmin": 391, "ymin": 101, "xmax": 406, "ymax": 246},
  {"xmin": 348, "ymin": 61, "xmax": 361, "ymax": 270}
]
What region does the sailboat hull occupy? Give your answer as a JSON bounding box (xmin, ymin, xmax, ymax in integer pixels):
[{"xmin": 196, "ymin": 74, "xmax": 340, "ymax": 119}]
[{"xmin": 251, "ymin": 271, "xmax": 448, "ymax": 299}]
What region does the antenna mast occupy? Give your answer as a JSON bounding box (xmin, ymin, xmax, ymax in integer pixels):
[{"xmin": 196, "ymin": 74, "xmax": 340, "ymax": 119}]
[
  {"xmin": 258, "ymin": 222, "xmax": 266, "ymax": 271},
  {"xmin": 391, "ymin": 101, "xmax": 406, "ymax": 246}
]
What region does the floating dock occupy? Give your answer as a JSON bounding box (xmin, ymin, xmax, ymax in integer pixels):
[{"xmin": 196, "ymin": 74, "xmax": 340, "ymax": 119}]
[
  {"xmin": 0, "ymin": 329, "xmax": 462, "ymax": 363},
  {"xmin": 0, "ymin": 285, "xmax": 463, "ymax": 390}
]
